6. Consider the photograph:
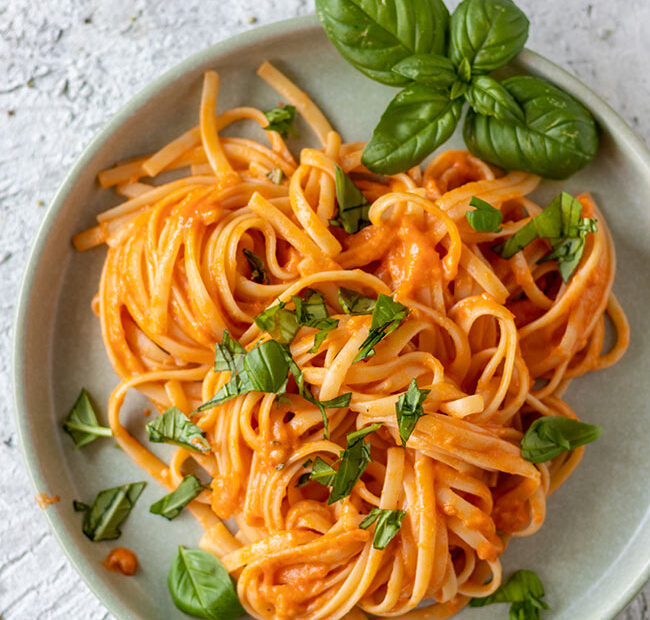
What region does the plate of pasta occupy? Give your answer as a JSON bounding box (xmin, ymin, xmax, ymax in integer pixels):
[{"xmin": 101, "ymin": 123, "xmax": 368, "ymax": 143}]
[{"xmin": 13, "ymin": 8, "xmax": 650, "ymax": 620}]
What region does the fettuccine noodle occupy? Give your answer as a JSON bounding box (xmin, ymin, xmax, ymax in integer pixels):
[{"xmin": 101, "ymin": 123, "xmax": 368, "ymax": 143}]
[{"xmin": 73, "ymin": 62, "xmax": 628, "ymax": 620}]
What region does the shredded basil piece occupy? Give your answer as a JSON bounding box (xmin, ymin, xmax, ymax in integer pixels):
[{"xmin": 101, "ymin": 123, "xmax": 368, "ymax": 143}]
[
  {"xmin": 470, "ymin": 569, "xmax": 549, "ymax": 619},
  {"xmin": 213, "ymin": 329, "xmax": 246, "ymax": 373},
  {"xmin": 146, "ymin": 407, "xmax": 210, "ymax": 454},
  {"xmin": 354, "ymin": 295, "xmax": 410, "ymax": 362},
  {"xmin": 466, "ymin": 196, "xmax": 503, "ymax": 233},
  {"xmin": 338, "ymin": 287, "xmax": 376, "ymax": 315},
  {"xmin": 254, "ymin": 302, "xmax": 300, "ymax": 344},
  {"xmin": 292, "ymin": 289, "xmax": 340, "ymax": 352},
  {"xmin": 331, "ymin": 166, "xmax": 371, "ymax": 234},
  {"xmin": 494, "ymin": 192, "xmax": 597, "ymax": 282},
  {"xmin": 150, "ymin": 475, "xmax": 204, "ymax": 521},
  {"xmin": 263, "ymin": 105, "xmax": 296, "ymax": 138},
  {"xmin": 79, "ymin": 482, "xmax": 146, "ymax": 542},
  {"xmin": 395, "ymin": 379, "xmax": 430, "ymax": 447},
  {"xmin": 359, "ymin": 508, "xmax": 406, "ymax": 549},
  {"xmin": 62, "ymin": 388, "xmax": 112, "ymax": 448},
  {"xmin": 242, "ymin": 249, "xmax": 269, "ymax": 284},
  {"xmin": 266, "ymin": 168, "xmax": 284, "ymax": 184},
  {"xmin": 521, "ymin": 416, "xmax": 602, "ymax": 463}
]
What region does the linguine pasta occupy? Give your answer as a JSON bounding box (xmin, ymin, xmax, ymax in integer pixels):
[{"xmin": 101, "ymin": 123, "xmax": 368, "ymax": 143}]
[{"xmin": 73, "ymin": 62, "xmax": 628, "ymax": 620}]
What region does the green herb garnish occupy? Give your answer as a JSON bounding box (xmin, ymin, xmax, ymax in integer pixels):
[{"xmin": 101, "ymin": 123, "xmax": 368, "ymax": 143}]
[
  {"xmin": 330, "ymin": 166, "xmax": 371, "ymax": 233},
  {"xmin": 242, "ymin": 249, "xmax": 269, "ymax": 284},
  {"xmin": 354, "ymin": 295, "xmax": 410, "ymax": 362},
  {"xmin": 168, "ymin": 547, "xmax": 245, "ymax": 620},
  {"xmin": 150, "ymin": 475, "xmax": 204, "ymax": 521},
  {"xmin": 146, "ymin": 407, "xmax": 210, "ymax": 454},
  {"xmin": 263, "ymin": 105, "xmax": 296, "ymax": 138},
  {"xmin": 466, "ymin": 196, "xmax": 503, "ymax": 233},
  {"xmin": 254, "ymin": 302, "xmax": 300, "ymax": 344},
  {"xmin": 266, "ymin": 168, "xmax": 284, "ymax": 184},
  {"xmin": 62, "ymin": 388, "xmax": 112, "ymax": 448},
  {"xmin": 77, "ymin": 482, "xmax": 146, "ymax": 542},
  {"xmin": 338, "ymin": 288, "xmax": 377, "ymax": 315},
  {"xmin": 521, "ymin": 416, "xmax": 602, "ymax": 463},
  {"xmin": 470, "ymin": 569, "xmax": 549, "ymax": 619},
  {"xmin": 395, "ymin": 379, "xmax": 430, "ymax": 447},
  {"xmin": 359, "ymin": 508, "xmax": 406, "ymax": 549}
]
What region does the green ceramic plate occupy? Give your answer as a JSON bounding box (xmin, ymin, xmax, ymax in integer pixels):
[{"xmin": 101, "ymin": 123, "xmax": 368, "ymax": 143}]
[{"xmin": 13, "ymin": 15, "xmax": 650, "ymax": 620}]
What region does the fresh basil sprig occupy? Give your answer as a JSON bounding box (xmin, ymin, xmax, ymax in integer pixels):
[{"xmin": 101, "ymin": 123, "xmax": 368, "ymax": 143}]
[
  {"xmin": 355, "ymin": 294, "xmax": 410, "ymax": 362},
  {"xmin": 76, "ymin": 482, "xmax": 146, "ymax": 542},
  {"xmin": 470, "ymin": 569, "xmax": 549, "ymax": 619},
  {"xmin": 146, "ymin": 407, "xmax": 211, "ymax": 454},
  {"xmin": 242, "ymin": 249, "xmax": 269, "ymax": 284},
  {"xmin": 494, "ymin": 192, "xmax": 597, "ymax": 282},
  {"xmin": 263, "ymin": 105, "xmax": 296, "ymax": 138},
  {"xmin": 62, "ymin": 388, "xmax": 112, "ymax": 448},
  {"xmin": 359, "ymin": 507, "xmax": 406, "ymax": 549},
  {"xmin": 466, "ymin": 196, "xmax": 503, "ymax": 233},
  {"xmin": 521, "ymin": 416, "xmax": 602, "ymax": 463},
  {"xmin": 316, "ymin": 0, "xmax": 599, "ymax": 179},
  {"xmin": 395, "ymin": 379, "xmax": 430, "ymax": 447},
  {"xmin": 168, "ymin": 547, "xmax": 245, "ymax": 620},
  {"xmin": 330, "ymin": 166, "xmax": 371, "ymax": 233},
  {"xmin": 150, "ymin": 475, "xmax": 205, "ymax": 521}
]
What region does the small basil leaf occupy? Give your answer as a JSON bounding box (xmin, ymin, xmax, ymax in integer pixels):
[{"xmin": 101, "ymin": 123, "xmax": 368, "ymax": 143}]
[
  {"xmin": 149, "ymin": 475, "xmax": 205, "ymax": 521},
  {"xmin": 449, "ymin": 0, "xmax": 530, "ymax": 74},
  {"xmin": 354, "ymin": 294, "xmax": 410, "ymax": 362},
  {"xmin": 309, "ymin": 456, "xmax": 337, "ymax": 486},
  {"xmin": 450, "ymin": 80, "xmax": 468, "ymax": 100},
  {"xmin": 266, "ymin": 168, "xmax": 284, "ymax": 184},
  {"xmin": 146, "ymin": 407, "xmax": 211, "ymax": 454},
  {"xmin": 81, "ymin": 482, "xmax": 146, "ymax": 542},
  {"xmin": 466, "ymin": 196, "xmax": 503, "ymax": 233},
  {"xmin": 464, "ymin": 76, "xmax": 598, "ymax": 179},
  {"xmin": 521, "ymin": 417, "xmax": 602, "ymax": 463},
  {"xmin": 315, "ymin": 0, "xmax": 450, "ymax": 86},
  {"xmin": 73, "ymin": 500, "xmax": 89, "ymax": 512},
  {"xmin": 308, "ymin": 318, "xmax": 339, "ymax": 353},
  {"xmin": 332, "ymin": 166, "xmax": 371, "ymax": 234},
  {"xmin": 293, "ymin": 289, "xmax": 329, "ymax": 323},
  {"xmin": 466, "ymin": 75, "xmax": 525, "ymax": 125},
  {"xmin": 395, "ymin": 379, "xmax": 430, "ymax": 447},
  {"xmin": 168, "ymin": 547, "xmax": 245, "ymax": 620},
  {"xmin": 470, "ymin": 569, "xmax": 549, "ymax": 619},
  {"xmin": 457, "ymin": 57, "xmax": 472, "ymax": 83},
  {"xmin": 362, "ymin": 85, "xmax": 463, "ymax": 175},
  {"xmin": 263, "ymin": 105, "xmax": 296, "ymax": 138},
  {"xmin": 359, "ymin": 507, "xmax": 406, "ymax": 549},
  {"xmin": 254, "ymin": 303, "xmax": 300, "ymax": 344},
  {"xmin": 338, "ymin": 288, "xmax": 376, "ymax": 315},
  {"xmin": 391, "ymin": 53, "xmax": 457, "ymax": 88},
  {"xmin": 62, "ymin": 388, "xmax": 113, "ymax": 448},
  {"xmin": 328, "ymin": 423, "xmax": 381, "ymax": 504},
  {"xmin": 242, "ymin": 249, "xmax": 269, "ymax": 285},
  {"xmin": 213, "ymin": 330, "xmax": 246, "ymax": 373}
]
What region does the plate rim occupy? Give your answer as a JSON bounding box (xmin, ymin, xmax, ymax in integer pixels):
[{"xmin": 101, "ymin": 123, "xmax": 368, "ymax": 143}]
[{"xmin": 12, "ymin": 13, "xmax": 650, "ymax": 620}]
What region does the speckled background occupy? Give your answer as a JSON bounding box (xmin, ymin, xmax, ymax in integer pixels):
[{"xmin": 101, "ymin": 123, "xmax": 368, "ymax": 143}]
[{"xmin": 1, "ymin": 1, "xmax": 649, "ymax": 618}]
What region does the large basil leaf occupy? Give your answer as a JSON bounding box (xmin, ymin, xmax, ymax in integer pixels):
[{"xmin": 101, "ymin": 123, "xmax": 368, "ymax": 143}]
[
  {"xmin": 464, "ymin": 76, "xmax": 598, "ymax": 179},
  {"xmin": 316, "ymin": 0, "xmax": 450, "ymax": 86},
  {"xmin": 362, "ymin": 85, "xmax": 463, "ymax": 174},
  {"xmin": 465, "ymin": 75, "xmax": 524, "ymax": 124},
  {"xmin": 449, "ymin": 0, "xmax": 529, "ymax": 74},
  {"xmin": 521, "ymin": 416, "xmax": 602, "ymax": 463},
  {"xmin": 392, "ymin": 53, "xmax": 457, "ymax": 88},
  {"xmin": 80, "ymin": 482, "xmax": 146, "ymax": 542},
  {"xmin": 168, "ymin": 547, "xmax": 245, "ymax": 620}
]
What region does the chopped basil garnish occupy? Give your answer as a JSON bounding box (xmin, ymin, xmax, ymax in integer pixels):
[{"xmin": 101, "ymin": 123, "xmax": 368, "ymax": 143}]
[
  {"xmin": 263, "ymin": 105, "xmax": 296, "ymax": 138},
  {"xmin": 72, "ymin": 500, "xmax": 89, "ymax": 512},
  {"xmin": 521, "ymin": 416, "xmax": 602, "ymax": 463},
  {"xmin": 254, "ymin": 302, "xmax": 300, "ymax": 344},
  {"xmin": 77, "ymin": 482, "xmax": 146, "ymax": 542},
  {"xmin": 168, "ymin": 546, "xmax": 245, "ymax": 620},
  {"xmin": 309, "ymin": 456, "xmax": 337, "ymax": 486},
  {"xmin": 330, "ymin": 165, "xmax": 371, "ymax": 234},
  {"xmin": 338, "ymin": 287, "xmax": 376, "ymax": 315},
  {"xmin": 466, "ymin": 196, "xmax": 503, "ymax": 233},
  {"xmin": 242, "ymin": 249, "xmax": 269, "ymax": 284},
  {"xmin": 149, "ymin": 475, "xmax": 204, "ymax": 521},
  {"xmin": 354, "ymin": 295, "xmax": 410, "ymax": 362},
  {"xmin": 470, "ymin": 569, "xmax": 549, "ymax": 619},
  {"xmin": 395, "ymin": 379, "xmax": 430, "ymax": 447},
  {"xmin": 62, "ymin": 388, "xmax": 112, "ymax": 448},
  {"xmin": 359, "ymin": 508, "xmax": 406, "ymax": 549},
  {"xmin": 213, "ymin": 329, "xmax": 246, "ymax": 373},
  {"xmin": 146, "ymin": 407, "xmax": 210, "ymax": 454},
  {"xmin": 266, "ymin": 168, "xmax": 284, "ymax": 184},
  {"xmin": 494, "ymin": 192, "xmax": 597, "ymax": 282}
]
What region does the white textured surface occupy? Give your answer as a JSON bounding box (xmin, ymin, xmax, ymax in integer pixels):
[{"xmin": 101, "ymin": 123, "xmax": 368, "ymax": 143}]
[{"xmin": 1, "ymin": 0, "xmax": 649, "ymax": 618}]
